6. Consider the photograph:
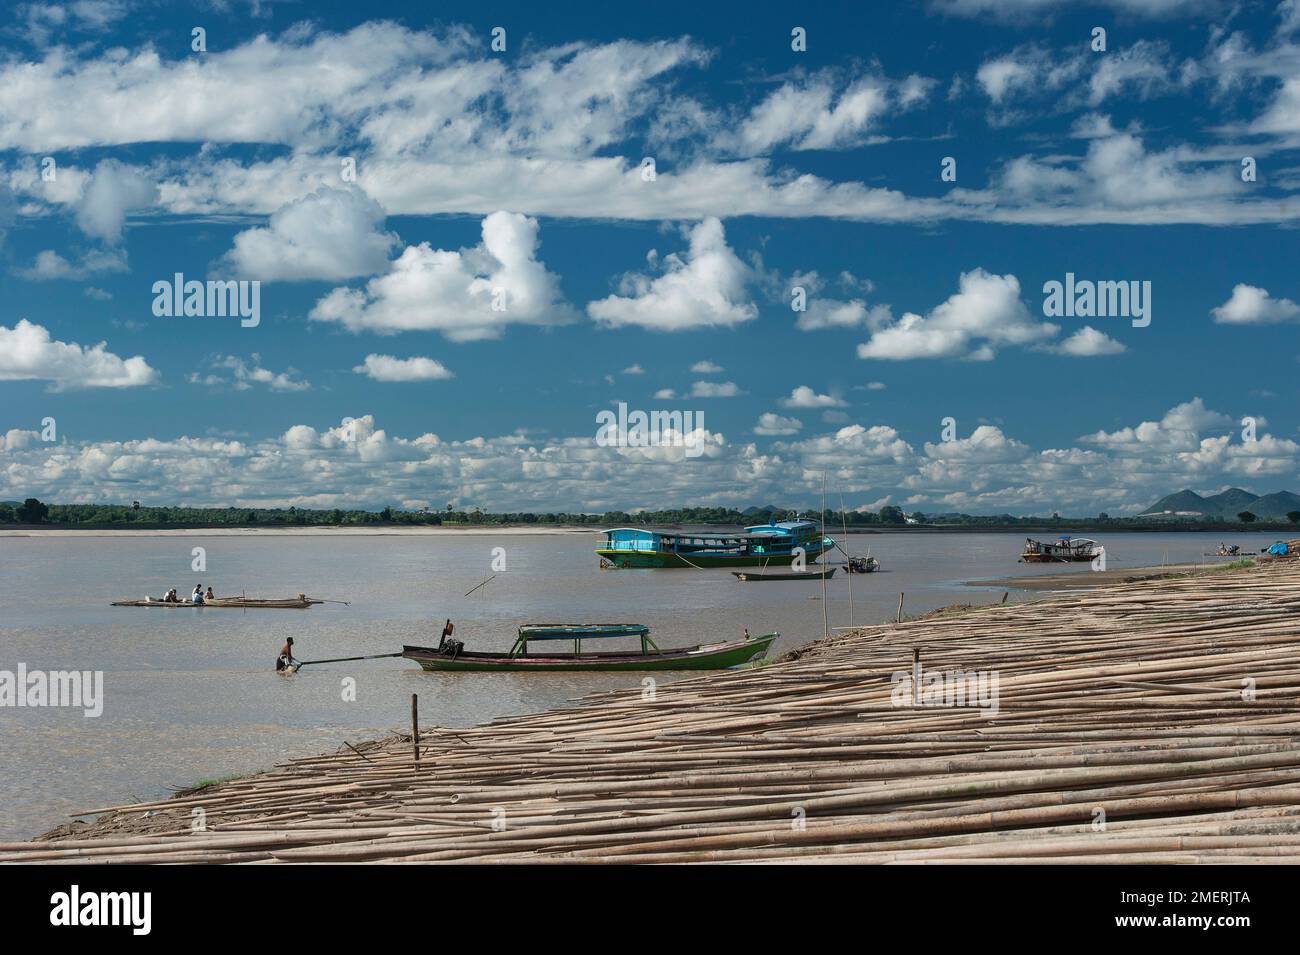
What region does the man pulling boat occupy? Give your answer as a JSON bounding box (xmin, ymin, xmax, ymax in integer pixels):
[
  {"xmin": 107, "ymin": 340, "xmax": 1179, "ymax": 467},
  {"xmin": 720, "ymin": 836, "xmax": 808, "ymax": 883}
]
[{"xmin": 276, "ymin": 637, "xmax": 298, "ymax": 672}]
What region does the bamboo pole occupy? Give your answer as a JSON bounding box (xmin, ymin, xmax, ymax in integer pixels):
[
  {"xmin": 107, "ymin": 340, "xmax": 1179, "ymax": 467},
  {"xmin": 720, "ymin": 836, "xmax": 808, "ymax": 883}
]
[
  {"xmin": 411, "ymin": 694, "xmax": 420, "ymax": 769},
  {"xmin": 839, "ymin": 488, "xmax": 854, "ymax": 626},
  {"xmin": 819, "ymin": 472, "xmax": 829, "ymax": 641}
]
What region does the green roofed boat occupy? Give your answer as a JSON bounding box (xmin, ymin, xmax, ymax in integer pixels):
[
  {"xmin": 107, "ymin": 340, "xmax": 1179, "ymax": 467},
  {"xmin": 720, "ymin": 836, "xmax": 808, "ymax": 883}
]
[
  {"xmin": 402, "ymin": 623, "xmax": 777, "ymax": 672},
  {"xmin": 597, "ymin": 520, "xmax": 834, "ymax": 568}
]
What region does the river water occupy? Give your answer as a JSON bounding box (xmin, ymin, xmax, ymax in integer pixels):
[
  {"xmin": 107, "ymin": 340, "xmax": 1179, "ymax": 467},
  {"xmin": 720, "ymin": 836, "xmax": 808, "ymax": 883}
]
[{"xmin": 0, "ymin": 527, "xmax": 1278, "ymax": 839}]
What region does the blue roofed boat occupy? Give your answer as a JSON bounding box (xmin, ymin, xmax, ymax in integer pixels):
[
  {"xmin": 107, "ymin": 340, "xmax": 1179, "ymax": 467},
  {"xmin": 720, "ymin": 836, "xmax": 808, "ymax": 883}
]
[{"xmin": 596, "ymin": 520, "xmax": 834, "ymax": 568}]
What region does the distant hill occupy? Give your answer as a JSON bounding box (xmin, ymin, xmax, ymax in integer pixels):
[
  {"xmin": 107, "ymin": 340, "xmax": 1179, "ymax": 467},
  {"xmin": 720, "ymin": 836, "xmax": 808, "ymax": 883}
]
[
  {"xmin": 1143, "ymin": 490, "xmax": 1214, "ymax": 514},
  {"xmin": 1251, "ymin": 491, "xmax": 1300, "ymax": 518},
  {"xmin": 1203, "ymin": 488, "xmax": 1261, "ymax": 513},
  {"xmin": 1143, "ymin": 488, "xmax": 1300, "ymax": 520}
]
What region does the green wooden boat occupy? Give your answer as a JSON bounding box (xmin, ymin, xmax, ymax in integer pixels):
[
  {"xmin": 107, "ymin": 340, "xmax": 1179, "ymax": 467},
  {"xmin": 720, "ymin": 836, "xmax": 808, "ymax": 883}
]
[{"xmin": 402, "ymin": 625, "xmax": 777, "ymax": 672}]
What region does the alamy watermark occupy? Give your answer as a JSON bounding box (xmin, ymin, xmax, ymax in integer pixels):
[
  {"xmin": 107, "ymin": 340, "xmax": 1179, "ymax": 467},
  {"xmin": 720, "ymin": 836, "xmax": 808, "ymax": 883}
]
[
  {"xmin": 596, "ymin": 402, "xmax": 706, "ymax": 458},
  {"xmin": 891, "ymin": 660, "xmax": 1000, "ymax": 717},
  {"xmin": 50, "ymin": 885, "xmax": 150, "ymax": 935},
  {"xmin": 1, "ymin": 664, "xmax": 103, "ymax": 717},
  {"xmin": 152, "ymin": 273, "xmax": 260, "ymax": 327},
  {"xmin": 1043, "ymin": 273, "xmax": 1150, "ymax": 328}
]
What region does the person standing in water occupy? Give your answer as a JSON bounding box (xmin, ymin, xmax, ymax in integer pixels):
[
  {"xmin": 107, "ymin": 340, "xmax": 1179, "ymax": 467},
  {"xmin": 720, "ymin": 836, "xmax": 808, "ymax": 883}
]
[{"xmin": 276, "ymin": 637, "xmax": 297, "ymax": 671}]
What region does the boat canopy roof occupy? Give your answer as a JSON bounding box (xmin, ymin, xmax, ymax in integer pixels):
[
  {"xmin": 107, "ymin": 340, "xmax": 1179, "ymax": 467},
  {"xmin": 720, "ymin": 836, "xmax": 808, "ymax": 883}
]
[
  {"xmin": 518, "ymin": 623, "xmax": 649, "ymax": 640},
  {"xmin": 744, "ymin": 520, "xmax": 820, "ymax": 536},
  {"xmin": 601, "ymin": 520, "xmax": 821, "ymax": 543}
]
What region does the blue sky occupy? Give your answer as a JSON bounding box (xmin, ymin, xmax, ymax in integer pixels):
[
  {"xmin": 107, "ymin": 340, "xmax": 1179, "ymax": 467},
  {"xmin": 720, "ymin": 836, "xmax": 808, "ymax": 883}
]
[{"xmin": 2, "ymin": 0, "xmax": 1299, "ymax": 514}]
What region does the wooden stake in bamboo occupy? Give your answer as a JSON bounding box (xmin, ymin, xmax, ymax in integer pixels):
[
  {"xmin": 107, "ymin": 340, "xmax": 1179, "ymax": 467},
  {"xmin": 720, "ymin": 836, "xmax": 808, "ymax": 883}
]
[
  {"xmin": 411, "ymin": 694, "xmax": 420, "ymax": 770},
  {"xmin": 839, "ymin": 488, "xmax": 854, "ymax": 627},
  {"xmin": 897, "ymin": 592, "xmax": 906, "ymax": 623},
  {"xmin": 820, "ymin": 472, "xmax": 829, "ymax": 641},
  {"xmin": 912, "ymin": 647, "xmax": 922, "ymax": 707}
]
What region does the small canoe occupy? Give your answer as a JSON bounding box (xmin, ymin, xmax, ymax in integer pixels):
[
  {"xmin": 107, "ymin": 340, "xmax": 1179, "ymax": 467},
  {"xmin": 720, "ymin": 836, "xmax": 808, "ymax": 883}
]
[
  {"xmin": 732, "ymin": 568, "xmax": 836, "ymax": 581},
  {"xmin": 111, "ymin": 595, "xmax": 323, "ymax": 609},
  {"xmin": 403, "ymin": 632, "xmax": 778, "ymax": 672}
]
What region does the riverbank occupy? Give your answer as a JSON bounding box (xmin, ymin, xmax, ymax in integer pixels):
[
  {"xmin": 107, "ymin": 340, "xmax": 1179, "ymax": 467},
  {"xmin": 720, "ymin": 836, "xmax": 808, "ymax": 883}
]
[
  {"xmin": 966, "ymin": 560, "xmax": 1249, "ymax": 591},
  {"xmin": 6, "ymin": 555, "xmax": 1300, "ymax": 863}
]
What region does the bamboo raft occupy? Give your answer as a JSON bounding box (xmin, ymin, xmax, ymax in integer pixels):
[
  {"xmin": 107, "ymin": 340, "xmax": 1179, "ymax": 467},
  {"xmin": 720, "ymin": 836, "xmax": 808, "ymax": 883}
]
[{"xmin": 9, "ymin": 558, "xmax": 1300, "ymax": 864}]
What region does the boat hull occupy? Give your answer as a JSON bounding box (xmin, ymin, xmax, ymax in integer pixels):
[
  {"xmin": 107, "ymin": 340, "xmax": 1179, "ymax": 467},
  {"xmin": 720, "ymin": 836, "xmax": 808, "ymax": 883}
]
[
  {"xmin": 596, "ymin": 550, "xmax": 823, "ymax": 568},
  {"xmin": 111, "ymin": 597, "xmax": 320, "ymax": 608},
  {"xmin": 402, "ymin": 633, "xmax": 777, "ymax": 672},
  {"xmin": 732, "ymin": 569, "xmax": 836, "ymax": 581}
]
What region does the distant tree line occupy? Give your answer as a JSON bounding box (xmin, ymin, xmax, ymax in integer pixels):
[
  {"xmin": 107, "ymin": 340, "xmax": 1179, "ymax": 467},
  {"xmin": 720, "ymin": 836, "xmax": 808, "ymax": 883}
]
[
  {"xmin": 0, "ymin": 500, "xmax": 940, "ymax": 527},
  {"xmin": 4, "ymin": 498, "xmax": 1300, "ymax": 529}
]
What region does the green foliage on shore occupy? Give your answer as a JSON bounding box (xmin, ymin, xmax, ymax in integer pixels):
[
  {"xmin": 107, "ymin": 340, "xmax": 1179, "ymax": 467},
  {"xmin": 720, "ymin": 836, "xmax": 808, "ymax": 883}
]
[
  {"xmin": 7, "ymin": 502, "xmax": 802, "ymax": 528},
  {"xmin": 1212, "ymin": 558, "xmax": 1256, "ymax": 571},
  {"xmin": 6, "ymin": 498, "xmax": 1300, "ymax": 531}
]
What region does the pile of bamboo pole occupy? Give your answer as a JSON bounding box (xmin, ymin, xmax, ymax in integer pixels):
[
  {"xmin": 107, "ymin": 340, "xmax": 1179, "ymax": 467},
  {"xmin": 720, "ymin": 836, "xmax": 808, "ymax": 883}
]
[{"xmin": 7, "ymin": 560, "xmax": 1300, "ymax": 864}]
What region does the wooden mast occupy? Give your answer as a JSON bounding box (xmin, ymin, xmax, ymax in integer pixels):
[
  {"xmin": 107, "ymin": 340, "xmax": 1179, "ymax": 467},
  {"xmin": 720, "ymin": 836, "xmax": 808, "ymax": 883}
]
[
  {"xmin": 839, "ymin": 488, "xmax": 854, "ymax": 626},
  {"xmin": 820, "ymin": 472, "xmax": 829, "ymax": 641}
]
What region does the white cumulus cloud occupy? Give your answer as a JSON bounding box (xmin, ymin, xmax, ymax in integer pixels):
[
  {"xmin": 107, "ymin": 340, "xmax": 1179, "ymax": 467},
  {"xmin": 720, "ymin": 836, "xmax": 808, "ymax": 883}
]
[
  {"xmin": 1052, "ymin": 326, "xmax": 1127, "ymax": 356},
  {"xmin": 353, "ymin": 354, "xmax": 454, "ymax": 382},
  {"xmin": 310, "ymin": 211, "xmax": 574, "ymax": 341},
  {"xmin": 754, "ymin": 412, "xmax": 803, "ymax": 436},
  {"xmin": 781, "ymin": 386, "xmax": 847, "ymax": 409},
  {"xmin": 726, "ymin": 71, "xmax": 932, "ymax": 154},
  {"xmin": 587, "ymin": 218, "xmax": 757, "ymax": 331},
  {"xmin": 857, "ymin": 268, "xmax": 1058, "ymax": 361},
  {"xmin": 0, "ymin": 319, "xmax": 158, "ymax": 390},
  {"xmin": 1211, "ymin": 284, "xmax": 1300, "ymax": 324},
  {"xmin": 189, "ymin": 355, "xmax": 310, "ymax": 392},
  {"xmin": 217, "ymin": 187, "xmax": 398, "ymax": 281},
  {"xmin": 74, "ymin": 159, "xmax": 159, "ymax": 244},
  {"xmin": 690, "ymin": 380, "xmax": 742, "ymax": 398}
]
